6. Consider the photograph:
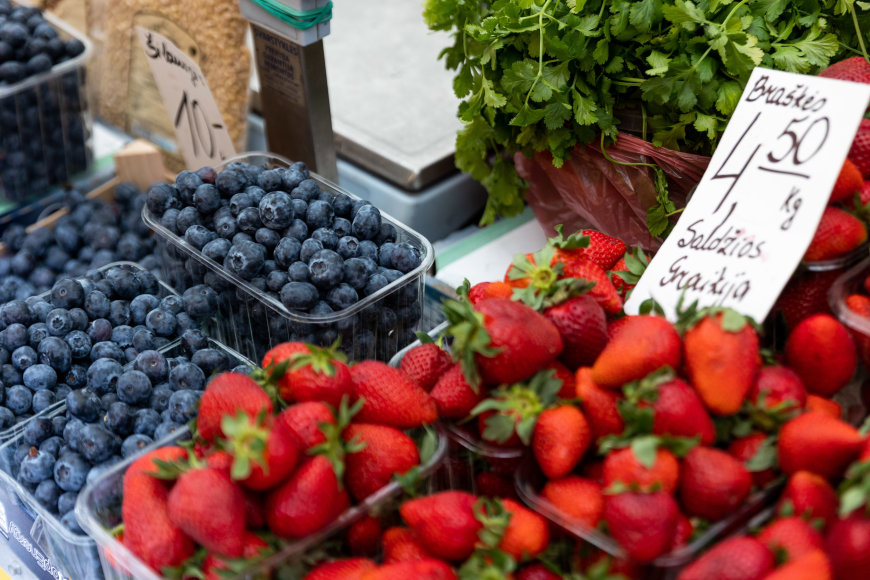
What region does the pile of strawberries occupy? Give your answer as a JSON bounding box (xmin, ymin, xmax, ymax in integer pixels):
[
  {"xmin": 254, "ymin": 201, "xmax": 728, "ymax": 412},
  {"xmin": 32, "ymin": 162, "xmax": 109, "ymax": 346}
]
[{"xmin": 115, "ymin": 342, "xmax": 441, "ymax": 578}]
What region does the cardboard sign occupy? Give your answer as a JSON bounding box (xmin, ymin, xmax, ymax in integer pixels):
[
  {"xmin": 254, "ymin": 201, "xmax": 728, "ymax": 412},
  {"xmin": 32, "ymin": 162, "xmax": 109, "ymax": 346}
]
[
  {"xmin": 625, "ymin": 67, "xmax": 870, "ymax": 321},
  {"xmin": 135, "ymin": 27, "xmax": 236, "ymax": 169}
]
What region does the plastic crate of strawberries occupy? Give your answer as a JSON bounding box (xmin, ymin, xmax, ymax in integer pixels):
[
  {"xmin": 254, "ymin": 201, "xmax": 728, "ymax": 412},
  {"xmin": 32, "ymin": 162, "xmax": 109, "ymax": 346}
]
[{"xmin": 77, "ymin": 340, "xmax": 448, "ymax": 579}]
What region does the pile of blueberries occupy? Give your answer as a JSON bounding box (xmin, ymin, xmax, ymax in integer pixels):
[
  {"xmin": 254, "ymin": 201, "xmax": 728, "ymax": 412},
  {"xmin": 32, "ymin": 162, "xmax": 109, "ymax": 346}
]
[
  {"xmin": 0, "ymin": 182, "xmax": 158, "ymax": 301},
  {"xmin": 149, "ymin": 160, "xmax": 426, "ymax": 360},
  {"xmin": 6, "ymin": 331, "xmax": 247, "ymax": 534},
  {"xmin": 0, "ymin": 0, "xmax": 89, "ymax": 202}
]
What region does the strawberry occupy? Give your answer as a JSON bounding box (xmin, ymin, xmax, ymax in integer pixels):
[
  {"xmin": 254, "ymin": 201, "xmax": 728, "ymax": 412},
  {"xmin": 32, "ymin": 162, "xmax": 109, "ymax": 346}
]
[
  {"xmin": 347, "ymin": 515, "xmax": 382, "ymax": 557},
  {"xmin": 575, "ymin": 367, "xmax": 624, "ymax": 441},
  {"xmin": 243, "ymin": 488, "xmax": 266, "ymax": 529},
  {"xmin": 399, "ymin": 339, "xmax": 453, "ymax": 392},
  {"xmin": 636, "ymin": 375, "xmax": 716, "ymax": 445},
  {"xmin": 849, "ymin": 118, "xmax": 870, "ymax": 178},
  {"xmin": 550, "ymin": 226, "xmax": 626, "ymax": 271},
  {"xmin": 758, "ymin": 516, "xmax": 824, "ymax": 563},
  {"xmin": 760, "ymin": 549, "xmax": 832, "ymax": 580},
  {"xmin": 468, "ymin": 281, "xmax": 514, "ymax": 305},
  {"xmin": 728, "ymin": 433, "xmax": 777, "ymax": 488},
  {"xmin": 547, "ymin": 359, "xmax": 576, "ymax": 398},
  {"xmin": 670, "ymin": 512, "xmax": 694, "ymax": 551},
  {"xmin": 382, "ymin": 526, "xmax": 431, "ymax": 563},
  {"xmin": 776, "ymin": 471, "xmax": 839, "ymax": 529},
  {"xmin": 444, "ymin": 296, "xmax": 562, "ymax": 387},
  {"xmin": 222, "ymin": 410, "xmax": 299, "ymax": 491},
  {"xmin": 844, "ymin": 293, "xmax": 870, "ymax": 367},
  {"xmin": 304, "ymin": 558, "xmax": 378, "ymax": 580},
  {"xmin": 342, "ymin": 424, "xmax": 420, "ymax": 502},
  {"xmin": 516, "ymin": 563, "xmax": 562, "ymax": 580},
  {"xmin": 202, "ymin": 532, "xmax": 269, "ymax": 580},
  {"xmin": 197, "ymin": 372, "xmax": 273, "ymax": 442},
  {"xmin": 803, "ymin": 207, "xmax": 867, "ymax": 262},
  {"xmin": 399, "ymin": 491, "xmax": 482, "ymax": 562},
  {"xmin": 819, "ymin": 56, "xmax": 870, "ymax": 84},
  {"xmin": 774, "ymin": 269, "xmax": 841, "ymax": 331},
  {"xmin": 806, "ymin": 394, "xmax": 843, "ymax": 419},
  {"xmin": 603, "ymin": 491, "xmax": 679, "ymax": 563},
  {"xmin": 826, "ymin": 511, "xmax": 870, "ymax": 580},
  {"xmin": 167, "ymin": 464, "xmax": 247, "ymax": 557},
  {"xmin": 749, "ymin": 365, "xmax": 807, "ymax": 415},
  {"xmin": 541, "ymin": 476, "xmax": 604, "ymax": 529},
  {"xmin": 543, "ymin": 294, "xmax": 608, "ymax": 370},
  {"xmin": 429, "ymin": 363, "xmax": 485, "ymax": 419},
  {"xmin": 784, "ymin": 314, "xmax": 857, "ymax": 397},
  {"xmin": 277, "ymin": 401, "xmax": 335, "ymax": 451},
  {"xmin": 560, "ymin": 256, "xmax": 624, "ymax": 315},
  {"xmin": 261, "ymin": 341, "xmax": 352, "ymax": 408},
  {"xmin": 676, "ymin": 536, "xmax": 774, "ymax": 580},
  {"xmin": 265, "ymin": 454, "xmax": 340, "ymax": 539},
  {"xmin": 603, "ymin": 445, "xmax": 680, "ymax": 495},
  {"xmin": 532, "ymin": 404, "xmax": 590, "ymax": 479},
  {"xmin": 474, "ymin": 471, "xmax": 517, "ymax": 500},
  {"xmin": 849, "ymin": 180, "xmax": 870, "ymax": 211},
  {"xmin": 830, "ymin": 159, "xmax": 865, "ymax": 204},
  {"xmin": 679, "ymin": 446, "xmax": 752, "ymax": 521},
  {"xmin": 360, "ymin": 560, "xmax": 456, "ymax": 580},
  {"xmin": 591, "ymin": 315, "xmax": 681, "ymax": 388},
  {"xmin": 350, "ymin": 361, "xmax": 437, "ymax": 428},
  {"xmin": 777, "ymin": 412, "xmax": 863, "ymax": 480},
  {"xmin": 682, "ymin": 309, "xmax": 760, "ymax": 416},
  {"xmin": 496, "ymin": 498, "xmax": 550, "ymax": 561}
]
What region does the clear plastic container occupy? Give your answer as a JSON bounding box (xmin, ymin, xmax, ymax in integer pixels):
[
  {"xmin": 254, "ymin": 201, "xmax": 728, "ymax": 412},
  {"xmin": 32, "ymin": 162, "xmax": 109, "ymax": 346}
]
[
  {"xmin": 0, "ymin": 335, "xmax": 254, "ymax": 580},
  {"xmin": 76, "ymin": 422, "xmax": 448, "ymax": 580},
  {"xmin": 0, "ymin": 2, "xmax": 93, "ymax": 204},
  {"xmin": 143, "ymin": 152, "xmax": 435, "ymax": 364}
]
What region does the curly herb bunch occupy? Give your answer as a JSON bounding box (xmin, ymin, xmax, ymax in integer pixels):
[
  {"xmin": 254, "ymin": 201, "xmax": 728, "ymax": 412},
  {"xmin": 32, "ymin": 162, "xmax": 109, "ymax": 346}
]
[{"xmin": 425, "ymin": 0, "xmax": 869, "ymax": 226}]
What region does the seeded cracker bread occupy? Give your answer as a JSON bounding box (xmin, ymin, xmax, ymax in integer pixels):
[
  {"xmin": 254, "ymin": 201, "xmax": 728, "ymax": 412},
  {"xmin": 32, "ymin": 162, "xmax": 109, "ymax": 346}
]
[{"xmin": 100, "ymin": 0, "xmax": 251, "ymax": 171}]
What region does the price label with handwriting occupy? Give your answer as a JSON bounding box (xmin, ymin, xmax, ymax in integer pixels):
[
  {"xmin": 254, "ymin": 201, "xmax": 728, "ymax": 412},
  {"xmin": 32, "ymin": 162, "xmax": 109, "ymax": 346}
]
[
  {"xmin": 135, "ymin": 27, "xmax": 236, "ymax": 169},
  {"xmin": 625, "ymin": 67, "xmax": 870, "ymax": 322}
]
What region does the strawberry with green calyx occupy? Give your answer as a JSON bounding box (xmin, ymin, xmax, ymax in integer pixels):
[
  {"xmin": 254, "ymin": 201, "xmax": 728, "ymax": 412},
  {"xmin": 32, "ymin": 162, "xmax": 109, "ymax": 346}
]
[
  {"xmin": 609, "ymin": 247, "xmax": 650, "ymax": 300},
  {"xmin": 430, "ymin": 363, "xmax": 486, "ymax": 419},
  {"xmin": 603, "ymin": 489, "xmax": 680, "ymax": 563},
  {"xmin": 677, "ymin": 302, "xmax": 761, "ymax": 416},
  {"xmin": 550, "ymin": 225, "xmax": 627, "ymax": 271},
  {"xmin": 199, "ymin": 532, "xmax": 273, "ymax": 580},
  {"xmin": 532, "ymin": 403, "xmax": 591, "ymax": 479},
  {"xmin": 443, "ymin": 293, "xmax": 562, "ymax": 389},
  {"xmin": 804, "ymin": 206, "xmax": 868, "ymax": 263},
  {"xmin": 474, "ymin": 497, "xmax": 550, "ymax": 562},
  {"xmin": 308, "ymin": 396, "xmax": 366, "ymax": 487},
  {"xmin": 220, "ymin": 409, "xmax": 299, "ymax": 491},
  {"xmin": 729, "ymin": 433, "xmax": 779, "ymax": 488},
  {"xmin": 258, "ymin": 340, "xmax": 353, "ymax": 409},
  {"xmin": 196, "ymin": 372, "xmax": 274, "ymax": 442},
  {"xmin": 276, "ymin": 400, "xmax": 336, "ymax": 452},
  {"xmin": 400, "ymin": 491, "xmax": 483, "ymax": 562},
  {"xmin": 777, "ymin": 471, "xmax": 839, "ymax": 530},
  {"xmin": 508, "ymin": 245, "xmax": 595, "ymax": 311},
  {"xmin": 543, "ymin": 294, "xmax": 608, "ymax": 371},
  {"xmin": 600, "ymin": 437, "xmax": 687, "ymax": 495},
  {"xmin": 400, "ymin": 333, "xmax": 453, "ymax": 392},
  {"xmin": 471, "ymin": 369, "xmax": 563, "ymax": 447},
  {"xmin": 342, "ymin": 423, "xmax": 420, "ymax": 502},
  {"xmin": 468, "ymin": 280, "xmax": 514, "ymax": 305}
]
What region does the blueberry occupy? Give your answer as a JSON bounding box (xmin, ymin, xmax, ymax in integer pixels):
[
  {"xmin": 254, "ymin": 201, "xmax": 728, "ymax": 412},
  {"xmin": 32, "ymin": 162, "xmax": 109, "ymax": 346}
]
[
  {"xmin": 1, "ymin": 21, "xmax": 28, "ymax": 48},
  {"xmin": 60, "ymin": 511, "xmax": 83, "ymax": 534},
  {"xmin": 255, "ymin": 227, "xmax": 282, "ymax": 250},
  {"xmin": 257, "ymin": 168, "xmax": 285, "ymax": 191},
  {"xmin": 333, "ymin": 195, "xmax": 353, "ymax": 218},
  {"xmin": 19, "ymin": 447, "xmax": 54, "ymax": 485},
  {"xmin": 378, "ymin": 242, "xmax": 398, "ymax": 269},
  {"xmin": 22, "ymin": 364, "xmax": 56, "ymax": 391},
  {"xmin": 280, "ymin": 281, "xmax": 319, "ymax": 311},
  {"xmin": 391, "ymin": 242, "xmax": 423, "ymax": 273},
  {"xmin": 136, "ymin": 272, "xmax": 160, "ymax": 296},
  {"xmin": 292, "ymin": 178, "xmax": 320, "ymax": 202},
  {"xmin": 343, "ymin": 258, "xmax": 370, "ymax": 290},
  {"xmin": 154, "ymin": 422, "xmax": 184, "ymax": 440},
  {"xmin": 53, "ymin": 451, "xmax": 88, "ymax": 492},
  {"xmin": 196, "ymin": 166, "xmax": 217, "ymax": 185},
  {"xmin": 132, "ymin": 328, "xmax": 155, "ymax": 352},
  {"xmin": 37, "ymin": 337, "xmax": 71, "ymax": 373},
  {"xmin": 110, "ymin": 325, "xmax": 134, "ymax": 349},
  {"xmin": 237, "ymin": 207, "xmax": 263, "ymax": 235},
  {"xmin": 1, "ymin": 364, "xmax": 22, "ymax": 386},
  {"xmin": 169, "ymin": 361, "xmax": 206, "ymax": 392},
  {"xmin": 31, "ymin": 390, "xmax": 56, "ymax": 413},
  {"xmin": 146, "ymin": 308, "xmax": 177, "ymax": 337},
  {"xmin": 134, "ymin": 350, "xmax": 169, "ymax": 382},
  {"xmin": 266, "ymin": 270, "xmax": 290, "ymax": 293},
  {"xmin": 377, "ymin": 223, "xmax": 398, "ymax": 245},
  {"xmin": 57, "ymin": 491, "xmax": 77, "ymax": 516},
  {"xmin": 215, "ymin": 168, "xmax": 248, "ymax": 197},
  {"xmin": 52, "ymin": 415, "xmax": 68, "ymax": 436},
  {"xmin": 39, "ymin": 436, "xmax": 63, "ymax": 459},
  {"xmin": 87, "ymin": 358, "xmax": 123, "ymax": 395},
  {"xmin": 176, "ymin": 312, "xmax": 196, "ymax": 333},
  {"xmin": 245, "ymin": 185, "xmax": 267, "ymax": 205},
  {"xmin": 232, "ymin": 233, "xmax": 253, "ymax": 246},
  {"xmin": 105, "ymin": 402, "xmax": 134, "ymax": 436},
  {"xmin": 146, "ymin": 183, "xmax": 181, "ymax": 216},
  {"xmin": 66, "ymin": 389, "xmax": 101, "ymax": 422},
  {"xmin": 300, "ymin": 238, "xmax": 324, "ymax": 263},
  {"xmin": 307, "ymin": 200, "xmax": 334, "ymax": 230},
  {"xmin": 130, "ymin": 294, "xmax": 160, "ymax": 325},
  {"xmin": 121, "ymin": 434, "xmax": 154, "ymax": 458},
  {"xmin": 175, "ymin": 170, "xmax": 203, "ymax": 204},
  {"xmin": 184, "ymin": 225, "xmax": 218, "ymax": 251},
  {"xmin": 133, "ymin": 408, "xmax": 160, "ymax": 437},
  {"xmin": 11, "ymin": 345, "xmax": 37, "ymax": 370},
  {"xmin": 101, "ymin": 392, "xmax": 120, "ymax": 410},
  {"xmin": 108, "ymin": 301, "xmax": 131, "ymax": 327},
  {"xmin": 115, "ymin": 370, "xmax": 152, "ymax": 406},
  {"xmin": 274, "ymin": 237, "xmax": 302, "ymax": 269},
  {"xmin": 55, "ymin": 385, "xmax": 71, "ymax": 403},
  {"xmin": 159, "ymin": 295, "xmax": 183, "ymax": 315},
  {"xmin": 62, "ymin": 418, "xmax": 85, "ymax": 453},
  {"xmin": 1, "ymin": 301, "xmax": 32, "ymax": 326},
  {"xmin": 0, "ymin": 407, "xmax": 14, "ymax": 429},
  {"xmin": 149, "ymin": 385, "xmax": 173, "ymax": 413},
  {"xmin": 202, "ymin": 237, "xmax": 233, "ymax": 262},
  {"xmin": 326, "ymin": 283, "xmax": 359, "ymax": 311},
  {"xmin": 168, "ymin": 389, "xmax": 200, "ymax": 424},
  {"xmin": 291, "ymin": 161, "xmax": 311, "ymax": 179},
  {"xmin": 87, "ymin": 319, "xmax": 113, "ymax": 343},
  {"xmin": 309, "ymin": 249, "xmax": 345, "ymax": 289},
  {"xmin": 78, "ymin": 424, "xmax": 118, "ymax": 464},
  {"xmin": 159, "ymin": 208, "xmax": 181, "ymax": 234},
  {"xmin": 229, "ymin": 191, "xmax": 254, "ymax": 216},
  {"xmin": 191, "ymin": 348, "xmax": 230, "ymax": 377},
  {"xmin": 89, "ymin": 341, "xmax": 124, "ymax": 364},
  {"xmin": 193, "ymin": 183, "xmax": 221, "ymax": 214},
  {"xmin": 176, "ymin": 206, "xmax": 201, "ymax": 233},
  {"xmin": 68, "ymin": 308, "xmax": 88, "ymax": 331},
  {"xmin": 337, "ymin": 236, "xmax": 361, "ymax": 260},
  {"xmin": 33, "ymin": 479, "xmax": 61, "ymax": 512},
  {"xmin": 259, "ymin": 191, "xmax": 294, "ymax": 230},
  {"xmin": 352, "ymin": 205, "xmax": 381, "ymax": 241},
  {"xmin": 351, "ymin": 199, "xmax": 372, "ymax": 219},
  {"xmin": 225, "ymin": 240, "xmax": 266, "ymax": 280},
  {"xmin": 213, "ymin": 216, "xmax": 238, "ymax": 239},
  {"xmin": 290, "ymin": 199, "xmax": 308, "ymax": 220},
  {"xmin": 27, "ymin": 300, "xmax": 52, "ymax": 324}
]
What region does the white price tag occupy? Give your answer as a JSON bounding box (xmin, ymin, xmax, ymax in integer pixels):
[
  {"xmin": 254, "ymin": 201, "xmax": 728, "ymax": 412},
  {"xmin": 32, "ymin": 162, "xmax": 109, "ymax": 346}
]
[
  {"xmin": 625, "ymin": 67, "xmax": 870, "ymax": 322},
  {"xmin": 135, "ymin": 27, "xmax": 236, "ymax": 169}
]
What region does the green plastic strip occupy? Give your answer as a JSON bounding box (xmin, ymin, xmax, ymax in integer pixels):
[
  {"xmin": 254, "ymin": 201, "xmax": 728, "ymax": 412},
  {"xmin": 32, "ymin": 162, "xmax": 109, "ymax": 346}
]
[{"xmin": 251, "ymin": 0, "xmax": 333, "ymax": 31}]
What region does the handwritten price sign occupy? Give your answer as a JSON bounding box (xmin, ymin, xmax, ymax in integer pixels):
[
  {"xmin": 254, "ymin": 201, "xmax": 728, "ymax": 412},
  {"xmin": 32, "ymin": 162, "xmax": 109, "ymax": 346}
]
[
  {"xmin": 626, "ymin": 67, "xmax": 870, "ymax": 322},
  {"xmin": 135, "ymin": 27, "xmax": 236, "ymax": 169}
]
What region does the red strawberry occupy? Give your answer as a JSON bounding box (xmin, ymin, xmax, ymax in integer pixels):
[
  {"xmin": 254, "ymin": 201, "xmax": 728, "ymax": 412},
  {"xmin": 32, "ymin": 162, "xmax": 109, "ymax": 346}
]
[
  {"xmin": 167, "ymin": 465, "xmax": 247, "ymax": 557},
  {"xmin": 645, "ymin": 376, "xmax": 716, "ymax": 445},
  {"xmin": 277, "ymin": 401, "xmax": 335, "ymax": 451},
  {"xmin": 347, "ymin": 515, "xmax": 382, "ymax": 557},
  {"xmin": 749, "ymin": 366, "xmax": 807, "ymax": 415},
  {"xmin": 429, "ymin": 363, "xmax": 485, "ymax": 419},
  {"xmin": 541, "ymin": 476, "xmax": 604, "ymax": 529},
  {"xmin": 776, "ymin": 471, "xmax": 839, "ymax": 529},
  {"xmin": 202, "ymin": 532, "xmax": 269, "ymax": 580},
  {"xmin": 804, "ymin": 207, "xmax": 867, "ymax": 262},
  {"xmin": 819, "ymin": 56, "xmax": 870, "ymax": 84},
  {"xmin": 547, "ymin": 359, "xmax": 576, "ymax": 398},
  {"xmin": 575, "ymin": 367, "xmax": 625, "ymax": 441},
  {"xmin": 591, "ymin": 315, "xmax": 682, "ymax": 388},
  {"xmin": 677, "ymin": 536, "xmax": 774, "ymax": 580},
  {"xmin": 474, "ymin": 471, "xmax": 517, "ymax": 500},
  {"xmin": 683, "ymin": 310, "xmax": 760, "ymax": 416},
  {"xmin": 350, "ymin": 361, "xmax": 437, "ymax": 428},
  {"xmin": 849, "ymin": 180, "xmax": 870, "ymax": 211},
  {"xmin": 603, "ymin": 491, "xmax": 679, "ymax": 563},
  {"xmin": 304, "ymin": 558, "xmax": 378, "ymax": 580},
  {"xmin": 516, "ymin": 563, "xmax": 562, "ymax": 580},
  {"xmin": 222, "ymin": 411, "xmax": 299, "ymax": 491},
  {"xmin": 679, "ymin": 446, "xmax": 752, "ymax": 521},
  {"xmin": 826, "ymin": 511, "xmax": 870, "ymax": 579},
  {"xmin": 777, "ymin": 412, "xmax": 863, "ymax": 480},
  {"xmin": 551, "ymin": 227, "xmax": 626, "ymax": 271},
  {"xmin": 197, "ymin": 372, "xmax": 273, "ymax": 442},
  {"xmin": 399, "ymin": 491, "xmax": 482, "ymax": 562},
  {"xmin": 603, "ymin": 446, "xmax": 680, "ymax": 495},
  {"xmin": 831, "ymin": 159, "xmax": 865, "ymax": 204},
  {"xmin": 758, "ymin": 516, "xmax": 824, "ymax": 563},
  {"xmin": 468, "ymin": 281, "xmax": 514, "ymax": 305},
  {"xmin": 849, "ymin": 118, "xmax": 870, "ymax": 178},
  {"xmin": 343, "ymin": 424, "xmax": 420, "ymax": 502},
  {"xmin": 265, "ymin": 455, "xmax": 341, "ymax": 539},
  {"xmin": 445, "ymin": 297, "xmax": 562, "ymax": 387},
  {"xmin": 560, "ymin": 256, "xmax": 624, "ymax": 315},
  {"xmin": 543, "ymin": 294, "xmax": 608, "ymax": 370},
  {"xmin": 785, "ymin": 314, "xmax": 857, "ymax": 397},
  {"xmin": 760, "ymin": 549, "xmax": 831, "ymax": 580},
  {"xmin": 774, "ymin": 269, "xmax": 841, "ymax": 331},
  {"xmin": 728, "ymin": 433, "xmax": 777, "ymax": 488},
  {"xmin": 670, "ymin": 512, "xmax": 694, "ymax": 551},
  {"xmin": 262, "ymin": 341, "xmax": 352, "ymax": 408},
  {"xmin": 844, "ymin": 293, "xmax": 870, "ymax": 367},
  {"xmin": 806, "ymin": 394, "xmax": 843, "ymax": 419},
  {"xmin": 360, "ymin": 560, "xmax": 456, "ymax": 580},
  {"xmin": 497, "ymin": 498, "xmax": 550, "ymax": 561},
  {"xmin": 400, "ymin": 340, "xmax": 453, "ymax": 392},
  {"xmin": 532, "ymin": 404, "xmax": 590, "ymax": 479},
  {"xmin": 382, "ymin": 526, "xmax": 431, "ymax": 563}
]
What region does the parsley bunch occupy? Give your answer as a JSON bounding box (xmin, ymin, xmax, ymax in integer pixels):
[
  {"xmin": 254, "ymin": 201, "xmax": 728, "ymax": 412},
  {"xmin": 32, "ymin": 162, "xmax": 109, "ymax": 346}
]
[{"xmin": 425, "ymin": 0, "xmax": 869, "ymax": 231}]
